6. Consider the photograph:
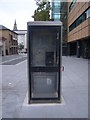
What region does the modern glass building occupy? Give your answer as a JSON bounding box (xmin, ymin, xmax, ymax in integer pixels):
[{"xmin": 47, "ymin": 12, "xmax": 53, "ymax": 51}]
[
  {"xmin": 51, "ymin": 0, "xmax": 60, "ymax": 21},
  {"xmin": 60, "ymin": 2, "xmax": 68, "ymax": 56},
  {"xmin": 51, "ymin": 0, "xmax": 68, "ymax": 55}
]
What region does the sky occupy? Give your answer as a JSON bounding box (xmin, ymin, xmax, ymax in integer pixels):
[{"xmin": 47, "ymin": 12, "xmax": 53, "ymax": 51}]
[{"xmin": 0, "ymin": 0, "xmax": 37, "ymax": 30}]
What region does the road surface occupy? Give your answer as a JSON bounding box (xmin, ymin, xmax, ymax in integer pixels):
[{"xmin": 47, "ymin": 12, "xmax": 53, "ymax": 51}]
[{"xmin": 2, "ymin": 54, "xmax": 27, "ymax": 65}]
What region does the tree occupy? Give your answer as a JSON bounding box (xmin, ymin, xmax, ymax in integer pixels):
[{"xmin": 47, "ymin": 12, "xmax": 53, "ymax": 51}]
[
  {"xmin": 32, "ymin": 0, "xmax": 51, "ymax": 21},
  {"xmin": 18, "ymin": 43, "xmax": 24, "ymax": 50}
]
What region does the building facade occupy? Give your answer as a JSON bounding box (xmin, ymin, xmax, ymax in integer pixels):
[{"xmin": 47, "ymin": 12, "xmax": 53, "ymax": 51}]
[
  {"xmin": 51, "ymin": 0, "xmax": 60, "ymax": 21},
  {"xmin": 0, "ymin": 25, "xmax": 18, "ymax": 55},
  {"xmin": 13, "ymin": 21, "xmax": 27, "ymax": 52},
  {"xmin": 0, "ymin": 37, "xmax": 6, "ymax": 56},
  {"xmin": 52, "ymin": 0, "xmax": 68, "ymax": 55},
  {"xmin": 67, "ymin": 2, "xmax": 90, "ymax": 58},
  {"xmin": 60, "ymin": 2, "xmax": 68, "ymax": 55},
  {"xmin": 14, "ymin": 30, "xmax": 27, "ymax": 52}
]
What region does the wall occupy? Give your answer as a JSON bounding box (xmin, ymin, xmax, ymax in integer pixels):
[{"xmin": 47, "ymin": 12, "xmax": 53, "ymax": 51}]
[{"xmin": 68, "ymin": 2, "xmax": 90, "ymax": 42}]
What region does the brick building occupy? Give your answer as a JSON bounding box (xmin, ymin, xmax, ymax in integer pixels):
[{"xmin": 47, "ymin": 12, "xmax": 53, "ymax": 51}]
[
  {"xmin": 0, "ymin": 25, "xmax": 18, "ymax": 55},
  {"xmin": 67, "ymin": 2, "xmax": 90, "ymax": 58}
]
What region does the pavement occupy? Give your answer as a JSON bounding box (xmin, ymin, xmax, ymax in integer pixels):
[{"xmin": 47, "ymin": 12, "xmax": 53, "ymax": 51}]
[
  {"xmin": 1, "ymin": 56, "xmax": 88, "ymax": 118},
  {"xmin": 0, "ymin": 55, "xmax": 2, "ymax": 120}
]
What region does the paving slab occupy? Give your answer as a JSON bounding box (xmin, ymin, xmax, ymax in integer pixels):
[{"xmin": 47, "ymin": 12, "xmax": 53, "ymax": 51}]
[
  {"xmin": 2, "ymin": 59, "xmax": 28, "ymax": 118},
  {"xmin": 2, "ymin": 56, "xmax": 88, "ymax": 118}
]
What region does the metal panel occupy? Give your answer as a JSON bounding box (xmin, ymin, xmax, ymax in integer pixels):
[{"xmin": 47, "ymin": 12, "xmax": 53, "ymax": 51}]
[{"xmin": 27, "ymin": 21, "xmax": 62, "ymax": 26}]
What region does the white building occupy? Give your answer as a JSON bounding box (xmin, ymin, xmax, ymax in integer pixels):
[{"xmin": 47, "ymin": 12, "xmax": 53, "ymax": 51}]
[
  {"xmin": 15, "ymin": 30, "xmax": 27, "ymax": 50},
  {"xmin": 13, "ymin": 20, "xmax": 27, "ymax": 52}
]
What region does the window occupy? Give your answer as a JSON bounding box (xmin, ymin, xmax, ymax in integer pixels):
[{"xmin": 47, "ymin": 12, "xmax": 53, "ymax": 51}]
[
  {"xmin": 53, "ymin": 14, "xmax": 60, "ymax": 20},
  {"xmin": 86, "ymin": 8, "xmax": 90, "ymax": 18},
  {"xmin": 69, "ymin": 22, "xmax": 76, "ymax": 32},
  {"xmin": 82, "ymin": 12, "xmax": 86, "ymax": 22},
  {"xmin": 69, "ymin": 7, "xmax": 90, "ymax": 32},
  {"xmin": 11, "ymin": 35, "xmax": 13, "ymax": 40},
  {"xmin": 54, "ymin": 2, "xmax": 60, "ymax": 8},
  {"xmin": 76, "ymin": 15, "xmax": 82, "ymax": 26},
  {"xmin": 53, "ymin": 8, "xmax": 60, "ymax": 13},
  {"xmin": 69, "ymin": 0, "xmax": 77, "ymax": 12}
]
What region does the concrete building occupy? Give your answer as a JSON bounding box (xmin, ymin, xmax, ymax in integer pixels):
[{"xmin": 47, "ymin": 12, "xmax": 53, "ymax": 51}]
[
  {"xmin": 0, "ymin": 25, "xmax": 18, "ymax": 55},
  {"xmin": 13, "ymin": 20, "xmax": 27, "ymax": 52},
  {"xmin": 67, "ymin": 2, "xmax": 90, "ymax": 58}
]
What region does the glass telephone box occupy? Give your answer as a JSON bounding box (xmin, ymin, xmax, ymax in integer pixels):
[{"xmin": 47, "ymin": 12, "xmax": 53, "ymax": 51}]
[{"xmin": 27, "ymin": 21, "xmax": 62, "ymax": 103}]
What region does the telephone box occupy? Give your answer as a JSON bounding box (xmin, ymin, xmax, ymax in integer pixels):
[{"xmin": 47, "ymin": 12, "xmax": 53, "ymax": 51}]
[{"xmin": 27, "ymin": 21, "xmax": 62, "ymax": 103}]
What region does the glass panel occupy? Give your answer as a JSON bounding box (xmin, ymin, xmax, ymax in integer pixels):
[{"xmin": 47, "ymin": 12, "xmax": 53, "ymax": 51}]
[
  {"xmin": 54, "ymin": 2, "xmax": 60, "ymax": 8},
  {"xmin": 31, "ymin": 72, "xmax": 59, "ymax": 98},
  {"xmin": 86, "ymin": 8, "xmax": 90, "ymax": 18},
  {"xmin": 31, "ymin": 29, "xmax": 59, "ymax": 67},
  {"xmin": 54, "ymin": 14, "xmax": 60, "ymax": 20},
  {"xmin": 69, "ymin": 0, "xmax": 77, "ymax": 12},
  {"xmin": 82, "ymin": 12, "xmax": 86, "ymax": 22}
]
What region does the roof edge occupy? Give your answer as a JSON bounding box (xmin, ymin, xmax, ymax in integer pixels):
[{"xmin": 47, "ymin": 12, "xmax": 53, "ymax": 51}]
[{"xmin": 27, "ymin": 21, "xmax": 62, "ymax": 26}]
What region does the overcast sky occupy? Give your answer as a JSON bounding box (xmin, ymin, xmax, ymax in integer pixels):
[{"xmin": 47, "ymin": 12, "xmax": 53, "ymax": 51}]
[{"xmin": 0, "ymin": 0, "xmax": 37, "ymax": 30}]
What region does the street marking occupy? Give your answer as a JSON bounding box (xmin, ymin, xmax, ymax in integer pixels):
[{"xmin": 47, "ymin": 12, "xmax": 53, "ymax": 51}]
[
  {"xmin": 2, "ymin": 56, "xmax": 25, "ymax": 64},
  {"xmin": 15, "ymin": 59, "xmax": 27, "ymax": 66}
]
